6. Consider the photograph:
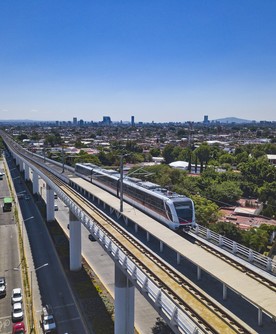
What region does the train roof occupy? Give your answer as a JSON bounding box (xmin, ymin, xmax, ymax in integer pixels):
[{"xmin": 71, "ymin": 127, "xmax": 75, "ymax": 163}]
[{"xmin": 76, "ymin": 163, "xmax": 190, "ymax": 201}]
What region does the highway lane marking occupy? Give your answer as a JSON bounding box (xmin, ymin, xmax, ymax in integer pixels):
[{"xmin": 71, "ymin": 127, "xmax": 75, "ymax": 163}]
[
  {"xmin": 56, "ymin": 317, "xmax": 81, "ymax": 324},
  {"xmin": 53, "ymin": 303, "xmax": 75, "ymax": 309}
]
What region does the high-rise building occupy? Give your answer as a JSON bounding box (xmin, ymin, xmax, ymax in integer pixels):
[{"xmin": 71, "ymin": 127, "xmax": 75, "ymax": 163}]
[
  {"xmin": 203, "ymin": 115, "xmax": 209, "ymax": 124},
  {"xmin": 131, "ymin": 116, "xmax": 135, "ymax": 126},
  {"xmin": 73, "ymin": 117, "xmax": 77, "ymax": 126},
  {"xmin": 102, "ymin": 116, "xmax": 111, "ymax": 125}
]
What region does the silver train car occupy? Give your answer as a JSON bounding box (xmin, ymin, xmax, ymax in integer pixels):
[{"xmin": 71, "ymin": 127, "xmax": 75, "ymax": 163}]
[{"xmin": 75, "ymin": 163, "xmax": 196, "ymax": 230}]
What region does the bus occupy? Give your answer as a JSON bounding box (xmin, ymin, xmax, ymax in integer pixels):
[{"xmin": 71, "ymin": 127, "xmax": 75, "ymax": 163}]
[{"xmin": 3, "ymin": 197, "xmax": 12, "ymax": 212}]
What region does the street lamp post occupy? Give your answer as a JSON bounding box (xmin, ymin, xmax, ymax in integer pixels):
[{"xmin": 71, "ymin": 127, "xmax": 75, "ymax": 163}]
[{"xmin": 31, "ymin": 263, "xmax": 49, "ymax": 332}]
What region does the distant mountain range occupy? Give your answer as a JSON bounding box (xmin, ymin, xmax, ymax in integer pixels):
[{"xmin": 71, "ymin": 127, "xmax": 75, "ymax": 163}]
[{"xmin": 213, "ymin": 117, "xmax": 254, "ymax": 124}]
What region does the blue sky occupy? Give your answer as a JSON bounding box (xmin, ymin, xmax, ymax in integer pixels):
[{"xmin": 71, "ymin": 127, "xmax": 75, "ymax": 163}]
[{"xmin": 0, "ymin": 1, "xmax": 276, "ymax": 123}]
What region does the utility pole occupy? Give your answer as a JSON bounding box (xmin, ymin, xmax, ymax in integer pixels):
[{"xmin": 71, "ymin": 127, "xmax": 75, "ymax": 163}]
[
  {"xmin": 62, "ymin": 146, "xmax": 65, "ymax": 173},
  {"xmin": 120, "ymin": 155, "xmax": 124, "ymax": 212}
]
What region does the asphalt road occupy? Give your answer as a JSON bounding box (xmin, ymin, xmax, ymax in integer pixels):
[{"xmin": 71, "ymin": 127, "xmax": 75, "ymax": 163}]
[
  {"xmin": 5, "ymin": 155, "xmax": 89, "ymax": 334},
  {"xmin": 0, "ymin": 160, "xmax": 23, "ymax": 334}
]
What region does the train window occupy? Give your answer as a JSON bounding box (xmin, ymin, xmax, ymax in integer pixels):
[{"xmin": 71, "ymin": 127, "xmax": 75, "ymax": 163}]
[
  {"xmin": 174, "ymin": 201, "xmax": 193, "ymax": 223},
  {"xmin": 165, "ymin": 204, "xmax": 173, "ymax": 221}
]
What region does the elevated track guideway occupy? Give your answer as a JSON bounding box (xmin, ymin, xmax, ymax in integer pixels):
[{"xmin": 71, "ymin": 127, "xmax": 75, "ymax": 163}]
[
  {"xmin": 13, "ymin": 153, "xmax": 254, "ymax": 334},
  {"xmin": 2, "ymin": 132, "xmax": 276, "ymax": 333}
]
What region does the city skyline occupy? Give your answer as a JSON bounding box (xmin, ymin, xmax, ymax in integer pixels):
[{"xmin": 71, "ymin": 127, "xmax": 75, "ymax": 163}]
[{"xmin": 1, "ymin": 1, "xmax": 276, "ymax": 123}]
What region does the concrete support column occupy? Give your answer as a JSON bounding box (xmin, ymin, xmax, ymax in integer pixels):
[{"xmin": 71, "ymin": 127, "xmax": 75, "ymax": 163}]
[
  {"xmin": 223, "ymin": 283, "xmax": 228, "ymax": 300},
  {"xmin": 24, "ymin": 164, "xmax": 30, "ymax": 181},
  {"xmin": 19, "ymin": 160, "xmax": 23, "ymax": 172},
  {"xmin": 197, "ymin": 266, "xmax": 201, "ymax": 280},
  {"xmin": 176, "ymin": 252, "xmax": 181, "ymax": 265},
  {"xmin": 146, "ymin": 232, "xmax": 150, "ymax": 242},
  {"xmin": 258, "ymin": 308, "xmax": 263, "ymax": 326},
  {"xmin": 32, "ymin": 171, "xmax": 39, "ymax": 194},
  {"xmin": 46, "ymin": 184, "xmax": 55, "ymax": 222},
  {"xmin": 115, "ymin": 264, "xmax": 134, "ymax": 334},
  {"xmin": 69, "ymin": 211, "xmax": 82, "ymax": 271},
  {"xmin": 160, "ymin": 241, "xmax": 163, "ymax": 253}
]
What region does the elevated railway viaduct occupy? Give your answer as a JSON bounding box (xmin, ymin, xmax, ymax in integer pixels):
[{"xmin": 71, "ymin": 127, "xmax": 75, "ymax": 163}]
[{"xmin": 1, "ymin": 130, "xmax": 276, "ymax": 334}]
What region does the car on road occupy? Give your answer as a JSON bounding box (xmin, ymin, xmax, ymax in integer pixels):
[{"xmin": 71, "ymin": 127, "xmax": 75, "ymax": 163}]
[
  {"xmin": 12, "ymin": 302, "xmax": 24, "ymax": 322},
  {"xmin": 40, "ymin": 304, "xmax": 57, "ymax": 333},
  {"xmin": 0, "ymin": 276, "xmax": 6, "ymax": 297},
  {"xmin": 24, "ymin": 195, "xmax": 31, "ymax": 200},
  {"xmin": 54, "ymin": 204, "xmax": 58, "ymax": 211},
  {"xmin": 11, "ymin": 288, "xmax": 23, "ymax": 304},
  {"xmin": 12, "ymin": 321, "xmax": 26, "ymax": 333}
]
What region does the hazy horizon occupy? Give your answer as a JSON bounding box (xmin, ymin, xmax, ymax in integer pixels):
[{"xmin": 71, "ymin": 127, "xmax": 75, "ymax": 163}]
[{"xmin": 1, "ymin": 1, "xmax": 276, "ymax": 123}]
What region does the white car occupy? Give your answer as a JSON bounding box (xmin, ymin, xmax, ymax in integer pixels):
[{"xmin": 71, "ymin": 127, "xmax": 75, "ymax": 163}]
[
  {"xmin": 11, "ymin": 288, "xmax": 23, "ymax": 304},
  {"xmin": 41, "ymin": 305, "xmax": 57, "ymax": 333},
  {"xmin": 12, "ymin": 302, "xmax": 24, "ymax": 322}
]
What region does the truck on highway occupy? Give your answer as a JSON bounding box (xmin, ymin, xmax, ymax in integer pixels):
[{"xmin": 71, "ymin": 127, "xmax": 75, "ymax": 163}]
[
  {"xmin": 2, "ymin": 197, "xmax": 12, "ymax": 212},
  {"xmin": 40, "ymin": 304, "xmax": 57, "ymax": 333}
]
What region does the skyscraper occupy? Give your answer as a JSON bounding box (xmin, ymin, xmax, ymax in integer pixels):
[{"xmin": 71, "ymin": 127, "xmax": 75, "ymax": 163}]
[
  {"xmin": 131, "ymin": 116, "xmax": 135, "ymax": 126},
  {"xmin": 203, "ymin": 115, "xmax": 209, "ymax": 124},
  {"xmin": 73, "ymin": 117, "xmax": 77, "ymax": 126},
  {"xmin": 102, "ymin": 116, "xmax": 111, "ymax": 125}
]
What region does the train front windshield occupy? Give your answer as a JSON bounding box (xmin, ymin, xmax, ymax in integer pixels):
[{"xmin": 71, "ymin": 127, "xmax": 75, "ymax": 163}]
[{"xmin": 174, "ymin": 201, "xmax": 193, "ymax": 224}]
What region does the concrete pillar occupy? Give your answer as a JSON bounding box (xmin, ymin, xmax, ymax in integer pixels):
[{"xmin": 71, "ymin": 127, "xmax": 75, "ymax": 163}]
[
  {"xmin": 197, "ymin": 266, "xmax": 201, "ymax": 280},
  {"xmin": 223, "ymin": 283, "xmax": 227, "ymax": 300},
  {"xmin": 46, "ymin": 184, "xmax": 55, "ymax": 222},
  {"xmin": 32, "ymin": 171, "xmax": 39, "ymax": 194},
  {"xmin": 160, "ymin": 241, "xmax": 163, "ymax": 253},
  {"xmin": 115, "ymin": 264, "xmax": 134, "ymax": 334},
  {"xmin": 19, "ymin": 160, "xmax": 23, "ymax": 172},
  {"xmin": 258, "ymin": 307, "xmax": 263, "ymax": 326},
  {"xmin": 24, "ymin": 164, "xmax": 30, "ymax": 181},
  {"xmin": 176, "ymin": 252, "xmax": 181, "ymax": 265},
  {"xmin": 69, "ymin": 211, "xmax": 82, "ymax": 271}
]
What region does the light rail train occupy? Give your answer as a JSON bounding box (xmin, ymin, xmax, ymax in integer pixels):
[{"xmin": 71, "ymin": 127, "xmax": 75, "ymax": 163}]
[{"xmin": 75, "ymin": 163, "xmax": 196, "ymax": 230}]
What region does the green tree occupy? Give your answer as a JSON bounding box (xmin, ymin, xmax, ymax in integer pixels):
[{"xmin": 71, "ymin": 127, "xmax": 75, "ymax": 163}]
[
  {"xmin": 219, "ymin": 153, "xmax": 235, "ymax": 165},
  {"xmin": 191, "ymin": 195, "xmax": 220, "ymax": 226},
  {"xmin": 209, "ymin": 222, "xmax": 243, "ymax": 243},
  {"xmin": 149, "ymin": 148, "xmax": 161, "ymax": 157},
  {"xmin": 235, "ymin": 151, "xmax": 249, "ymax": 164},
  {"xmin": 73, "ymin": 151, "xmax": 100, "ymax": 165},
  {"xmin": 194, "ymin": 143, "xmax": 211, "ymax": 173},
  {"xmin": 242, "ymin": 228, "xmax": 269, "ymax": 253},
  {"xmin": 75, "ymin": 139, "xmax": 87, "ymax": 148},
  {"xmin": 239, "ymin": 156, "xmax": 276, "ymax": 187},
  {"xmin": 17, "ymin": 134, "xmax": 28, "ymax": 141},
  {"xmin": 206, "ymin": 181, "xmax": 242, "ymax": 206},
  {"xmin": 162, "ymin": 144, "xmax": 175, "ymax": 164},
  {"xmin": 44, "ymin": 132, "xmax": 62, "ymax": 146}
]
